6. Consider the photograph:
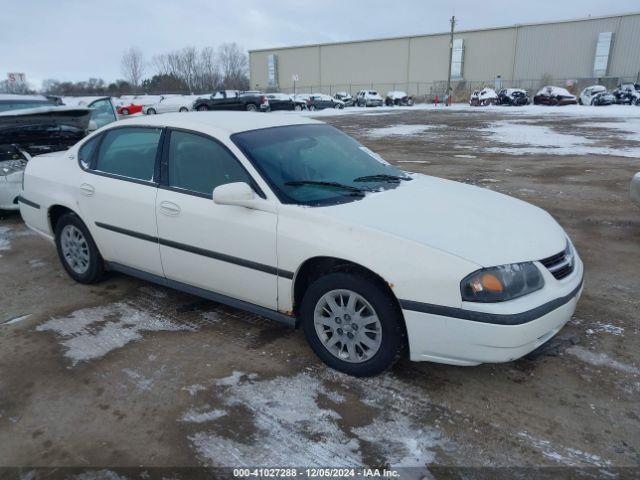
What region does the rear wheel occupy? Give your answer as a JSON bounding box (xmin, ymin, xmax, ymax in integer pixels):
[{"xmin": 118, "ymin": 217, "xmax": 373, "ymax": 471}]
[
  {"xmin": 179, "ymin": 107, "xmax": 188, "ymax": 112},
  {"xmin": 147, "ymin": 108, "xmax": 156, "ymax": 115},
  {"xmin": 121, "ymin": 108, "xmax": 129, "ymax": 115},
  {"xmin": 197, "ymin": 105, "xmax": 208, "ymax": 111},
  {"xmin": 246, "ymin": 103, "xmax": 258, "ymax": 112},
  {"xmin": 301, "ymin": 272, "xmax": 405, "ymax": 377},
  {"xmin": 55, "ymin": 213, "xmax": 104, "ymax": 284}
]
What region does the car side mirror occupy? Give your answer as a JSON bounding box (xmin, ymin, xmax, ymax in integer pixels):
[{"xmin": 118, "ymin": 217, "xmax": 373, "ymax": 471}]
[
  {"xmin": 88, "ymin": 120, "xmax": 98, "ymax": 131},
  {"xmin": 212, "ymin": 182, "xmax": 276, "ymax": 213}
]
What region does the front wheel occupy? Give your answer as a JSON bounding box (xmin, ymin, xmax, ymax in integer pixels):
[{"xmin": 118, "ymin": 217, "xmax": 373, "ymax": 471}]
[
  {"xmin": 121, "ymin": 108, "xmax": 130, "ymax": 115},
  {"xmin": 55, "ymin": 213, "xmax": 104, "ymax": 284},
  {"xmin": 179, "ymin": 107, "xmax": 189, "ymax": 112},
  {"xmin": 246, "ymin": 104, "xmax": 258, "ymax": 112},
  {"xmin": 197, "ymin": 105, "xmax": 208, "ymax": 111},
  {"xmin": 147, "ymin": 108, "xmax": 156, "ymax": 115},
  {"xmin": 300, "ymin": 272, "xmax": 405, "ymax": 377}
]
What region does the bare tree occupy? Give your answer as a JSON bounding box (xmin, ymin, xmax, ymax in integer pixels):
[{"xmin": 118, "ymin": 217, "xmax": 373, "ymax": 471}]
[
  {"xmin": 218, "ymin": 43, "xmax": 249, "ymax": 90},
  {"xmin": 121, "ymin": 47, "xmax": 145, "ymax": 88}
]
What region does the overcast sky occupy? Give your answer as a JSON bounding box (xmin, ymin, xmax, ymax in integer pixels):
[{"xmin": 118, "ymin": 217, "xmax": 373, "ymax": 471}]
[{"xmin": 1, "ymin": 0, "xmax": 637, "ymax": 88}]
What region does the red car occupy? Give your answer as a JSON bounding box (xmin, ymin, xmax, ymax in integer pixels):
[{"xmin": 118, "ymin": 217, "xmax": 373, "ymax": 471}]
[{"xmin": 116, "ymin": 103, "xmax": 143, "ymax": 115}]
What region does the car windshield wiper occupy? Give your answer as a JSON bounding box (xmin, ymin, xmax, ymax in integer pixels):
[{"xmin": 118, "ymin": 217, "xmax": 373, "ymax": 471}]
[
  {"xmin": 352, "ymin": 174, "xmax": 412, "ymax": 183},
  {"xmin": 284, "ymin": 180, "xmax": 365, "ymax": 195}
]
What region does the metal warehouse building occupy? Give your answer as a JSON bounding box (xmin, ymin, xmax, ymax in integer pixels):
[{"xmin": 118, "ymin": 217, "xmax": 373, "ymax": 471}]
[{"xmin": 249, "ymin": 12, "xmax": 640, "ymax": 98}]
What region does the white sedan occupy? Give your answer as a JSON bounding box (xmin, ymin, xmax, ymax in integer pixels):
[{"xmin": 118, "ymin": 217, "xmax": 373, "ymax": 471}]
[{"xmin": 19, "ymin": 113, "xmax": 583, "ymax": 376}]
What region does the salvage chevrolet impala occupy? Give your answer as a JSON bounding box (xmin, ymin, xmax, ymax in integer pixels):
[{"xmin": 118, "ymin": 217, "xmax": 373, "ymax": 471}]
[{"xmin": 19, "ymin": 112, "xmax": 584, "ymax": 376}]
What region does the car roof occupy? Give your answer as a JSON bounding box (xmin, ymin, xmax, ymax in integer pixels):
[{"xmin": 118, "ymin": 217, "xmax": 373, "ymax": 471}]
[
  {"xmin": 111, "ymin": 111, "xmax": 324, "ymax": 135},
  {"xmin": 0, "ymin": 94, "xmax": 50, "ymax": 102}
]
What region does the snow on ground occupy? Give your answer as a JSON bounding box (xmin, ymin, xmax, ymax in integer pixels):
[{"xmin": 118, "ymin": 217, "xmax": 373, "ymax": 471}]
[
  {"xmin": 366, "ymin": 124, "xmax": 436, "ymax": 137},
  {"xmin": 37, "ymin": 301, "xmax": 193, "ymax": 365},
  {"xmin": 567, "ymin": 346, "xmax": 640, "ymax": 375},
  {"xmin": 186, "ymin": 370, "xmax": 447, "ymax": 468},
  {"xmin": 472, "ymin": 119, "xmax": 640, "ymax": 157},
  {"xmin": 516, "ymin": 431, "xmax": 611, "ymax": 468},
  {"xmin": 0, "ymin": 226, "xmax": 12, "ymax": 251}
]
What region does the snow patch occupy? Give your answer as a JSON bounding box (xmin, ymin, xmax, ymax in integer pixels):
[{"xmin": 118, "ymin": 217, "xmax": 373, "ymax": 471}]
[
  {"xmin": 187, "ymin": 370, "xmax": 444, "ymax": 468},
  {"xmin": 366, "ymin": 124, "xmax": 435, "ymax": 138},
  {"xmin": 476, "ymin": 120, "xmax": 640, "ymax": 157},
  {"xmin": 2, "ymin": 314, "xmax": 32, "ymax": 325},
  {"xmin": 37, "ymin": 302, "xmax": 193, "ymax": 365},
  {"xmin": 567, "ymin": 346, "xmax": 639, "ymax": 375},
  {"xmin": 181, "ymin": 407, "xmax": 227, "ymax": 423},
  {"xmin": 0, "ymin": 226, "xmax": 11, "ymax": 251},
  {"xmin": 517, "ymin": 431, "xmax": 610, "ymax": 467}
]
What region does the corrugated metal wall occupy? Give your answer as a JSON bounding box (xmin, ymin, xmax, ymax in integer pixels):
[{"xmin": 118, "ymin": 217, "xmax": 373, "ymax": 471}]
[{"xmin": 249, "ymin": 13, "xmax": 640, "ymax": 94}]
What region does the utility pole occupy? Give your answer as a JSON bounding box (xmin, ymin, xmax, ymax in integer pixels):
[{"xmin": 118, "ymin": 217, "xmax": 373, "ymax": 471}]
[{"xmin": 446, "ymin": 15, "xmax": 456, "ymax": 106}]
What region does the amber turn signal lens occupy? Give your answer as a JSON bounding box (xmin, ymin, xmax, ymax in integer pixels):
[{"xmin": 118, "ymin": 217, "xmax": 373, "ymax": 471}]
[{"xmin": 480, "ymin": 273, "xmax": 504, "ymax": 292}]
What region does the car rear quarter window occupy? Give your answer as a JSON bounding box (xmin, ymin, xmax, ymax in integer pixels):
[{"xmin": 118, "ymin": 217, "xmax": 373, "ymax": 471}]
[
  {"xmin": 78, "ymin": 135, "xmax": 100, "ymax": 169},
  {"xmin": 95, "ymin": 128, "xmax": 161, "ymax": 181},
  {"xmin": 167, "ymin": 130, "xmax": 251, "ymax": 196}
]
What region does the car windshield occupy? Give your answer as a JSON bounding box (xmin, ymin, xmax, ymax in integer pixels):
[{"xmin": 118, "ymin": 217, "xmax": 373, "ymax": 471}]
[{"xmin": 232, "ymin": 124, "xmax": 410, "ymax": 206}]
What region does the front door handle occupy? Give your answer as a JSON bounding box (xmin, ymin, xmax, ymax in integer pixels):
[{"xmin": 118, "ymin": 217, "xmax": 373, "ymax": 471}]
[
  {"xmin": 80, "ymin": 183, "xmax": 95, "ymax": 196},
  {"xmin": 159, "ymin": 201, "xmax": 181, "ymax": 216}
]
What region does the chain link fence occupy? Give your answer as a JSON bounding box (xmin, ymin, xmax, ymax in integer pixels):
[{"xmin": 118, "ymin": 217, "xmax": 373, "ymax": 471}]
[{"xmin": 271, "ymin": 74, "xmax": 640, "ymax": 103}]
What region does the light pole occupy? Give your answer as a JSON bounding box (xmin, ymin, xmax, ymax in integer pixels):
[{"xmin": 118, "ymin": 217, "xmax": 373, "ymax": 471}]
[{"xmin": 446, "ymin": 15, "xmax": 456, "ymax": 106}]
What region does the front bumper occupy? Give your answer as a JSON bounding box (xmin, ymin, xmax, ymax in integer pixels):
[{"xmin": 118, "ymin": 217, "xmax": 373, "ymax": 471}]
[{"xmin": 403, "ymin": 257, "xmax": 584, "ymax": 366}]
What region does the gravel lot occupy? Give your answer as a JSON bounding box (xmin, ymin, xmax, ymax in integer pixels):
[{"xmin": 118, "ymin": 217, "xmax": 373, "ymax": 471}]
[{"xmin": 1, "ymin": 106, "xmax": 639, "ymax": 477}]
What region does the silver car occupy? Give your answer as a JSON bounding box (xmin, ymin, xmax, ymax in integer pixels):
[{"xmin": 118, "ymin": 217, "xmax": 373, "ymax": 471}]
[{"xmin": 631, "ymin": 172, "xmax": 640, "ymax": 207}]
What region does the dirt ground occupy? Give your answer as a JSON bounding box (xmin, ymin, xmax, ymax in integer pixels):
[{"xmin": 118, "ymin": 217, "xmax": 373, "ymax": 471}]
[{"xmin": 0, "ymin": 108, "xmax": 638, "ymax": 478}]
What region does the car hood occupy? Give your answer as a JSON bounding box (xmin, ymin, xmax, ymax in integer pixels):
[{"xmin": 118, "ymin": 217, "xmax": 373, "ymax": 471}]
[
  {"xmin": 0, "ymin": 106, "xmax": 91, "ymax": 156},
  {"xmin": 323, "ymin": 174, "xmax": 567, "ymax": 267}
]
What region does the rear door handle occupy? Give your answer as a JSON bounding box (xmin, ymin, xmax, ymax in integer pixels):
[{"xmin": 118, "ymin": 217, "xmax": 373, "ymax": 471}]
[
  {"xmin": 79, "ymin": 183, "xmax": 95, "ymax": 196},
  {"xmin": 159, "ymin": 201, "xmax": 181, "ymax": 216}
]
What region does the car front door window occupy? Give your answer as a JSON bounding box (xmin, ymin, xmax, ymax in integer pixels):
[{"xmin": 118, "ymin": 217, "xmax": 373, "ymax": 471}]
[
  {"xmin": 167, "ymin": 130, "xmax": 252, "ymax": 196},
  {"xmin": 89, "ymin": 99, "xmax": 117, "ymax": 128}
]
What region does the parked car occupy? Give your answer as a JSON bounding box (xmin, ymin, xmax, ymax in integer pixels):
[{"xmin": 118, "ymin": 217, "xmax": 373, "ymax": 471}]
[
  {"xmin": 631, "ymin": 172, "xmax": 640, "ymax": 207},
  {"xmin": 334, "ymin": 92, "xmax": 354, "ymax": 107},
  {"xmin": 143, "ymin": 95, "xmax": 207, "ymax": 115},
  {"xmin": 469, "ymin": 88, "xmax": 498, "ymax": 106},
  {"xmin": 533, "ymin": 86, "xmax": 577, "ymax": 106},
  {"xmin": 116, "ymin": 103, "xmax": 142, "ymax": 116},
  {"xmin": 264, "ymin": 93, "xmax": 307, "ymax": 111},
  {"xmin": 496, "ymin": 88, "xmax": 529, "ymax": 106},
  {"xmin": 20, "ymin": 112, "xmax": 583, "ymax": 376},
  {"xmin": 578, "ymin": 85, "xmax": 615, "ymax": 106},
  {"xmin": 307, "ymin": 94, "xmax": 344, "ymax": 111},
  {"xmin": 355, "ymin": 90, "xmax": 384, "ymax": 107},
  {"xmin": 612, "ymin": 83, "xmax": 640, "ymax": 105},
  {"xmin": 0, "ymin": 94, "xmax": 104, "ymax": 211},
  {"xmin": 193, "ymin": 90, "xmax": 269, "ymax": 112},
  {"xmin": 385, "ymin": 91, "xmax": 414, "ymax": 106}
]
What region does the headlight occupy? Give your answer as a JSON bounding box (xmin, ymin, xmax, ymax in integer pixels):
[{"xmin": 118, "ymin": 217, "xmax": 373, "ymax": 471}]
[
  {"xmin": 0, "ymin": 159, "xmax": 28, "ymax": 176},
  {"xmin": 461, "ymin": 262, "xmax": 544, "ymax": 303}
]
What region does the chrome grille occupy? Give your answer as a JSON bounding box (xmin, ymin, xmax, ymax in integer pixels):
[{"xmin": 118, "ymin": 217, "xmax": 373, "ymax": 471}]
[{"xmin": 539, "ymin": 243, "xmax": 574, "ymax": 280}]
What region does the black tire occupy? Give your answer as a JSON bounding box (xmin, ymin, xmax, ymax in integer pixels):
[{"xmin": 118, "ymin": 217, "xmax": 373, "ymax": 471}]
[
  {"xmin": 246, "ymin": 103, "xmax": 258, "ymax": 112},
  {"xmin": 121, "ymin": 108, "xmax": 129, "ymax": 115},
  {"xmin": 179, "ymin": 107, "xmax": 188, "ymax": 112},
  {"xmin": 197, "ymin": 105, "xmax": 208, "ymax": 111},
  {"xmin": 54, "ymin": 212, "xmax": 104, "ymax": 284},
  {"xmin": 300, "ymin": 272, "xmax": 405, "ymax": 377},
  {"xmin": 147, "ymin": 108, "xmax": 156, "ymax": 115}
]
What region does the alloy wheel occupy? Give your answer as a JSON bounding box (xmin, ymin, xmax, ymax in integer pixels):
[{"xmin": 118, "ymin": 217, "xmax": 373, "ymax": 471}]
[
  {"xmin": 60, "ymin": 225, "xmax": 90, "ymax": 275},
  {"xmin": 313, "ymin": 289, "xmax": 382, "ymax": 363}
]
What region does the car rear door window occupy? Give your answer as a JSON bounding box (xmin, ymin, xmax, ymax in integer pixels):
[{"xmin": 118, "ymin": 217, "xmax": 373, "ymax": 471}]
[
  {"xmin": 167, "ymin": 130, "xmax": 252, "ymax": 196},
  {"xmin": 78, "ymin": 135, "xmax": 100, "ymax": 169},
  {"xmin": 94, "ymin": 128, "xmax": 162, "ymax": 181}
]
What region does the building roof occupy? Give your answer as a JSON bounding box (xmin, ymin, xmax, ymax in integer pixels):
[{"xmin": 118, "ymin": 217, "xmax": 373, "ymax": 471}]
[{"xmin": 249, "ymin": 11, "xmax": 640, "ymax": 53}]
